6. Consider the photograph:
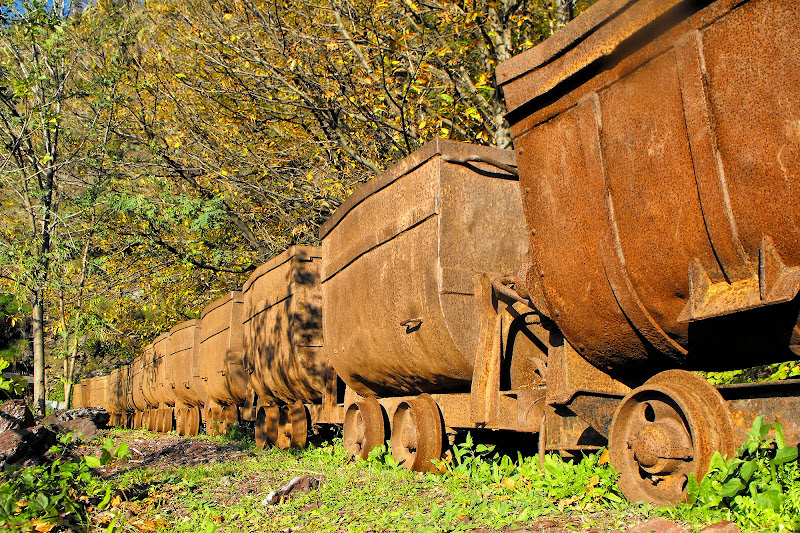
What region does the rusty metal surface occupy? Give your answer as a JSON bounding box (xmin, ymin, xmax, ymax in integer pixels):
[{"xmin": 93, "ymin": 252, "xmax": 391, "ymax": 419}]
[
  {"xmin": 321, "ymin": 139, "xmax": 529, "ymax": 398},
  {"xmin": 242, "ymin": 245, "xmax": 327, "ymax": 404},
  {"xmin": 609, "ymin": 370, "xmax": 735, "ymax": 505},
  {"xmin": 391, "ymin": 394, "xmax": 444, "ymax": 472},
  {"xmin": 718, "ymin": 379, "xmax": 800, "ymax": 447},
  {"xmin": 167, "ymin": 319, "xmax": 206, "ymax": 408},
  {"xmin": 199, "ymin": 291, "xmax": 248, "ymax": 408},
  {"xmin": 499, "ymin": 0, "xmax": 800, "ymax": 380},
  {"xmin": 343, "ymin": 397, "xmax": 387, "ymax": 460}
]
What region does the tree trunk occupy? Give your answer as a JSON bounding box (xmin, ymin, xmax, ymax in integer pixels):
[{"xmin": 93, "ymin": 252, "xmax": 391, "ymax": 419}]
[{"xmin": 32, "ymin": 293, "xmax": 46, "ymax": 416}]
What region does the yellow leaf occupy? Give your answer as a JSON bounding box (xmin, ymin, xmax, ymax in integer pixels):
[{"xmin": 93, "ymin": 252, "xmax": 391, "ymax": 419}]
[
  {"xmin": 598, "ymin": 449, "xmax": 610, "ymax": 465},
  {"xmin": 110, "ymin": 495, "xmax": 122, "ymax": 508},
  {"xmin": 501, "ymin": 477, "xmax": 516, "ymax": 490},
  {"xmin": 222, "ymin": 13, "xmax": 233, "ymax": 21},
  {"xmin": 32, "ymin": 520, "xmax": 56, "ymax": 532}
]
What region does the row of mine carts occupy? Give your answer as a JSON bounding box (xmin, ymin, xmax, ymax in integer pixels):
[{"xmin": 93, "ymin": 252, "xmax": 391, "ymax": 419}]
[{"xmin": 73, "ymin": 0, "xmax": 800, "ymax": 507}]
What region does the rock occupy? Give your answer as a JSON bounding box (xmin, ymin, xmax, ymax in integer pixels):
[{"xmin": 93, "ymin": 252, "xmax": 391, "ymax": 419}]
[
  {"xmin": 41, "ymin": 413, "xmax": 60, "ymax": 426},
  {"xmin": 700, "ymin": 522, "xmax": 741, "ymax": 533},
  {"xmin": 53, "ymin": 418, "xmax": 99, "ymax": 441},
  {"xmin": 57, "ymin": 407, "xmax": 109, "ymax": 428},
  {"xmin": 0, "ymin": 400, "xmax": 34, "ymax": 432},
  {"xmin": 262, "ymin": 475, "xmax": 323, "ymax": 505},
  {"xmin": 0, "ymin": 425, "xmax": 57, "ymax": 467},
  {"xmin": 627, "ymin": 518, "xmax": 687, "ymax": 533}
]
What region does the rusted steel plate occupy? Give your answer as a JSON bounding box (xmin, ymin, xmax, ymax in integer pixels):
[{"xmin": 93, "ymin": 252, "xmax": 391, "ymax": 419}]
[
  {"xmin": 499, "ymin": 0, "xmax": 800, "ymax": 380},
  {"xmin": 719, "ymin": 379, "xmax": 800, "ymax": 447},
  {"xmin": 320, "ymin": 139, "xmax": 529, "ymax": 398},
  {"xmin": 242, "ymin": 245, "xmax": 328, "ymax": 404},
  {"xmin": 167, "ymin": 320, "xmax": 206, "ymax": 407},
  {"xmin": 199, "ymin": 292, "xmax": 249, "ymax": 407}
]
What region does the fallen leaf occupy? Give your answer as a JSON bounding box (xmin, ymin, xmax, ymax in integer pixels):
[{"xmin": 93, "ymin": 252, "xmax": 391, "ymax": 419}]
[
  {"xmin": 32, "ymin": 520, "xmax": 56, "ymax": 532},
  {"xmin": 598, "ymin": 449, "xmax": 610, "ymax": 465}
]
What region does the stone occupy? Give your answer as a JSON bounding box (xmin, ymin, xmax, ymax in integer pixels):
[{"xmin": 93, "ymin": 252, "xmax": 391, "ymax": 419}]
[
  {"xmin": 626, "ymin": 518, "xmax": 688, "ymax": 533},
  {"xmin": 700, "ymin": 522, "xmax": 741, "ymax": 533},
  {"xmin": 54, "ymin": 418, "xmax": 99, "ymax": 441},
  {"xmin": 0, "ymin": 400, "xmax": 34, "ymax": 432},
  {"xmin": 0, "ymin": 425, "xmax": 57, "ymax": 466},
  {"xmin": 57, "ymin": 407, "xmax": 109, "ymax": 428}
]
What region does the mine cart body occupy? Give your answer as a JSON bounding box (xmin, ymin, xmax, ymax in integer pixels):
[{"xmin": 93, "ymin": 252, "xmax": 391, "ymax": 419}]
[
  {"xmin": 83, "ymin": 378, "xmax": 94, "ymax": 407},
  {"xmin": 167, "ymin": 320, "xmax": 206, "ymax": 407},
  {"xmin": 107, "ymin": 369, "xmax": 122, "ymax": 418},
  {"xmin": 94, "ymin": 375, "xmax": 110, "ymax": 410},
  {"xmin": 320, "ymin": 139, "xmax": 530, "ymax": 397},
  {"xmin": 199, "ymin": 292, "xmax": 249, "ymax": 406},
  {"xmin": 242, "ymin": 246, "xmax": 327, "ymax": 404},
  {"xmin": 131, "ymin": 357, "xmax": 148, "ymax": 412},
  {"xmin": 151, "ymin": 334, "xmax": 172, "ymax": 407},
  {"xmin": 141, "ymin": 343, "xmax": 159, "ymax": 409},
  {"xmin": 497, "ymin": 0, "xmax": 800, "ymax": 381},
  {"xmin": 72, "ymin": 382, "xmax": 85, "ymax": 408}
]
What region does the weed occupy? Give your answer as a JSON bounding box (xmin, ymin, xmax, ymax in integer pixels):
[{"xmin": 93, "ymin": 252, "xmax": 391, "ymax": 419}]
[
  {"xmin": 677, "ymin": 416, "xmax": 800, "ymax": 530},
  {"xmin": 0, "ymin": 433, "xmax": 128, "ymax": 531}
]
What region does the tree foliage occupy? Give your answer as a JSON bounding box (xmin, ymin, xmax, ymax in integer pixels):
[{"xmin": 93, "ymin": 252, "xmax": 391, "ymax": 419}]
[{"xmin": 0, "ymin": 0, "xmax": 594, "ymax": 398}]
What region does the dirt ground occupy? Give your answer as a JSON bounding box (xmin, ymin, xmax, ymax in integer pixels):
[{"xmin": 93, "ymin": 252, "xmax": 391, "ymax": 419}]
[{"xmin": 76, "ymin": 430, "xmax": 728, "ymax": 533}]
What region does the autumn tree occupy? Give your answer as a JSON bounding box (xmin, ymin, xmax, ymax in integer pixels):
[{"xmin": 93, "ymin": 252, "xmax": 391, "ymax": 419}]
[{"xmin": 0, "ymin": 0, "xmax": 140, "ymax": 412}]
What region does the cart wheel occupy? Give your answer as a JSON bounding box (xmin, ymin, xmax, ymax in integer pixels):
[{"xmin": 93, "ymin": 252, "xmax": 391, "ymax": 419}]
[
  {"xmin": 286, "ymin": 402, "xmax": 308, "ymax": 449},
  {"xmin": 155, "ymin": 408, "xmax": 167, "ymax": 432},
  {"xmin": 185, "ymin": 407, "xmax": 201, "ymax": 436},
  {"xmin": 255, "ymin": 404, "xmax": 280, "ymax": 450},
  {"xmin": 165, "ymin": 408, "xmax": 175, "ymax": 432},
  {"xmin": 215, "ymin": 404, "xmax": 239, "ymax": 436},
  {"xmin": 206, "ymin": 406, "xmax": 221, "ymax": 436},
  {"xmin": 344, "ymin": 397, "xmax": 386, "ymax": 460},
  {"xmin": 391, "ymin": 394, "xmax": 444, "ymax": 472},
  {"xmin": 609, "ymin": 370, "xmax": 734, "ymax": 505},
  {"xmin": 223, "ymin": 404, "xmax": 239, "ymax": 431},
  {"xmin": 174, "ymin": 407, "xmax": 185, "ymax": 435}
]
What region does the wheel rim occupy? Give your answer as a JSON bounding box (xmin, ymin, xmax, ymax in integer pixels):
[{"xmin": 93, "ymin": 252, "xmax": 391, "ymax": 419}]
[
  {"xmin": 391, "ymin": 394, "xmax": 443, "ymax": 472},
  {"xmin": 609, "ymin": 371, "xmax": 734, "ymax": 505},
  {"xmin": 287, "ymin": 402, "xmax": 309, "ymax": 449},
  {"xmin": 207, "ymin": 406, "xmax": 221, "ymax": 436},
  {"xmin": 255, "ymin": 404, "xmax": 279, "ymax": 450},
  {"xmin": 186, "ymin": 407, "xmax": 200, "ymax": 436},
  {"xmin": 344, "ymin": 398, "xmax": 386, "ymax": 460},
  {"xmin": 163, "ymin": 408, "xmax": 174, "ymax": 432},
  {"xmin": 220, "ymin": 404, "xmax": 239, "ymax": 435}
]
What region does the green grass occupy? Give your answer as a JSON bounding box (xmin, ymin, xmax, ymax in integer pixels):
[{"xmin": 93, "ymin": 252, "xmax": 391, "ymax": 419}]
[{"xmin": 5, "ymin": 419, "xmax": 799, "ymax": 532}]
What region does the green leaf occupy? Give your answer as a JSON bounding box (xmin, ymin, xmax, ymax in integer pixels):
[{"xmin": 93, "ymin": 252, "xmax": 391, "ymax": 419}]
[
  {"xmin": 772, "ymin": 446, "xmax": 798, "ymax": 466},
  {"xmin": 719, "ymin": 478, "xmax": 745, "ymax": 498},
  {"xmin": 114, "ymin": 442, "xmax": 129, "ymax": 459},
  {"xmin": 84, "ymin": 455, "xmax": 101, "ymax": 468},
  {"xmin": 740, "ymin": 459, "xmax": 758, "ymax": 482},
  {"xmin": 774, "ymin": 420, "xmax": 787, "ymax": 449},
  {"xmin": 97, "ymin": 487, "xmax": 112, "ymax": 510},
  {"xmin": 686, "ymin": 473, "xmax": 701, "ymax": 504}
]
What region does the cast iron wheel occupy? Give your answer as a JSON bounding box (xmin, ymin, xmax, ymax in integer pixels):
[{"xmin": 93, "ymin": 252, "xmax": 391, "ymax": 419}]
[
  {"xmin": 185, "ymin": 406, "xmax": 201, "ymax": 436},
  {"xmin": 175, "ymin": 407, "xmax": 186, "ymax": 435},
  {"xmin": 609, "ymin": 370, "xmax": 734, "ymax": 505},
  {"xmin": 219, "ymin": 404, "xmax": 239, "ymax": 436},
  {"xmin": 164, "ymin": 408, "xmax": 175, "ymax": 433},
  {"xmin": 206, "ymin": 406, "xmax": 221, "ymax": 436},
  {"xmin": 255, "ymin": 404, "xmax": 280, "ymax": 450},
  {"xmin": 391, "ymin": 394, "xmax": 444, "ymax": 472},
  {"xmin": 343, "ymin": 397, "xmax": 386, "ymax": 460},
  {"xmin": 286, "ymin": 402, "xmax": 309, "ymax": 449}
]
